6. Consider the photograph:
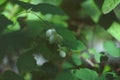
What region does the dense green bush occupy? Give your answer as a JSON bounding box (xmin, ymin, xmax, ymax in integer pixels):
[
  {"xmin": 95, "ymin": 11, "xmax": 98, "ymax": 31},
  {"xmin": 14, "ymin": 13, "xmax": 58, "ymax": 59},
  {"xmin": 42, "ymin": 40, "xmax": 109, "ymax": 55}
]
[{"xmin": 0, "ymin": 0, "xmax": 120, "ymax": 80}]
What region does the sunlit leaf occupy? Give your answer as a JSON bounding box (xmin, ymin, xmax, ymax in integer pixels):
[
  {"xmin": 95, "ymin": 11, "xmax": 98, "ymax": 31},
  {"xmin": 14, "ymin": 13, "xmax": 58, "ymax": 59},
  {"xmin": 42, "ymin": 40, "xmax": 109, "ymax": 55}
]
[
  {"xmin": 103, "ymin": 65, "xmax": 111, "ymax": 73},
  {"xmin": 107, "ymin": 22, "xmax": 120, "ymax": 41},
  {"xmin": 94, "ymin": 53, "xmax": 102, "ymax": 63},
  {"xmin": 24, "ymin": 73, "xmax": 32, "ymax": 80},
  {"xmin": 0, "ymin": 0, "xmax": 6, "ymax": 5},
  {"xmin": 104, "ymin": 40, "xmax": 120, "ymax": 57},
  {"xmin": 102, "ymin": 0, "xmax": 120, "ymax": 14},
  {"xmin": 81, "ymin": 0, "xmax": 101, "ymax": 22}
]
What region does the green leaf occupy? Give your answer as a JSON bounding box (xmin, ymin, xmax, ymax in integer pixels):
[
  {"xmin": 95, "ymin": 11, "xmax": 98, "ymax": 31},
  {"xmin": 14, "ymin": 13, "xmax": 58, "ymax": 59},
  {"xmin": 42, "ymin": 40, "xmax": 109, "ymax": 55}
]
[
  {"xmin": 63, "ymin": 40, "xmax": 85, "ymax": 51},
  {"xmin": 31, "ymin": 62, "xmax": 58, "ymax": 80},
  {"xmin": 0, "ymin": 0, "xmax": 6, "ymax": 5},
  {"xmin": 89, "ymin": 48, "xmax": 103, "ymax": 63},
  {"xmin": 33, "ymin": 37, "xmax": 61, "ymax": 61},
  {"xmin": 104, "ymin": 40, "xmax": 120, "ymax": 57},
  {"xmin": 33, "ymin": 4, "xmax": 64, "ymax": 15},
  {"xmin": 103, "ymin": 65, "xmax": 111, "ymax": 73},
  {"xmin": 17, "ymin": 53, "xmax": 38, "ymax": 72},
  {"xmin": 37, "ymin": 0, "xmax": 63, "ymax": 6},
  {"xmin": 74, "ymin": 68, "xmax": 98, "ymax": 80},
  {"xmin": 62, "ymin": 61, "xmax": 74, "ymax": 69},
  {"xmin": 75, "ymin": 40, "xmax": 86, "ymax": 51},
  {"xmin": 26, "ymin": 20, "xmax": 44, "ymax": 38},
  {"xmin": 81, "ymin": 27, "xmax": 94, "ymax": 43},
  {"xmin": 0, "ymin": 31, "xmax": 31, "ymax": 51},
  {"xmin": 102, "ymin": 0, "xmax": 120, "ymax": 14},
  {"xmin": 71, "ymin": 54, "xmax": 82, "ymax": 66},
  {"xmin": 24, "ymin": 73, "xmax": 32, "ymax": 80},
  {"xmin": 55, "ymin": 26, "xmax": 86, "ymax": 50},
  {"xmin": 3, "ymin": 70, "xmax": 24, "ymax": 80},
  {"xmin": 10, "ymin": 0, "xmax": 65, "ymax": 15},
  {"xmin": 55, "ymin": 71, "xmax": 77, "ymax": 80},
  {"xmin": 94, "ymin": 53, "xmax": 102, "ymax": 63},
  {"xmin": 55, "ymin": 26, "xmax": 76, "ymax": 41},
  {"xmin": 40, "ymin": 62, "xmax": 58, "ymax": 75},
  {"xmin": 107, "ymin": 22, "xmax": 120, "ymax": 41},
  {"xmin": 81, "ymin": 0, "xmax": 101, "ymax": 22},
  {"xmin": 95, "ymin": 74, "xmax": 106, "ymax": 80},
  {"xmin": 62, "ymin": 54, "xmax": 82, "ymax": 69}
]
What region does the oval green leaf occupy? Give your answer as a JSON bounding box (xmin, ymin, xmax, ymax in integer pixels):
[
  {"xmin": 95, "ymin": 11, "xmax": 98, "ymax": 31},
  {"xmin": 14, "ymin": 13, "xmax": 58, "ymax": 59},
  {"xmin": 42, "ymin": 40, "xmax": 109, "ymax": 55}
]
[
  {"xmin": 17, "ymin": 53, "xmax": 37, "ymax": 72},
  {"xmin": 74, "ymin": 68, "xmax": 98, "ymax": 80},
  {"xmin": 102, "ymin": 0, "xmax": 120, "ymax": 14}
]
